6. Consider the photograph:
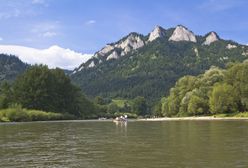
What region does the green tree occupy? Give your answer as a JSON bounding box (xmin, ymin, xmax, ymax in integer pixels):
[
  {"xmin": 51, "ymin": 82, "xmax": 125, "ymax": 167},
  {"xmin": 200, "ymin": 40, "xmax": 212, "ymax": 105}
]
[
  {"xmin": 188, "ymin": 94, "xmax": 208, "ymax": 115},
  {"xmin": 0, "ymin": 82, "xmax": 12, "ymax": 109},
  {"xmin": 152, "ymin": 101, "xmax": 163, "ymax": 117},
  {"xmin": 132, "ymin": 96, "xmax": 148, "ymax": 116},
  {"xmin": 162, "ymin": 76, "xmax": 198, "ymax": 116},
  {"xmin": 107, "ymin": 103, "xmax": 119, "ymax": 114},
  {"xmin": 225, "ymin": 62, "xmax": 248, "ymax": 111},
  {"xmin": 12, "ymin": 65, "xmax": 93, "ymax": 117},
  {"xmin": 94, "ymin": 96, "xmax": 105, "ymax": 105},
  {"xmin": 209, "ymin": 83, "xmax": 238, "ymax": 114},
  {"xmin": 13, "ymin": 65, "xmax": 54, "ymax": 111}
]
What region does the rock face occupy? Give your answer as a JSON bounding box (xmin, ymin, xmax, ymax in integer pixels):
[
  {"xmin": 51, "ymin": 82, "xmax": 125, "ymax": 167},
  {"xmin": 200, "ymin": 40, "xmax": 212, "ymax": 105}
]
[
  {"xmin": 169, "ymin": 25, "xmax": 197, "ymax": 42},
  {"xmin": 98, "ymin": 45, "xmax": 114, "ymax": 56},
  {"xmin": 89, "ymin": 33, "xmax": 145, "ymax": 66},
  {"xmin": 106, "ymin": 51, "xmax": 119, "ymax": 60},
  {"xmin": 203, "ymin": 32, "xmax": 219, "ymax": 45},
  {"xmin": 242, "ymin": 50, "xmax": 248, "ymax": 56},
  {"xmin": 194, "ymin": 48, "xmax": 199, "ymax": 57},
  {"xmin": 72, "ymin": 33, "xmax": 147, "ymax": 72},
  {"xmin": 88, "ymin": 61, "xmax": 95, "ymax": 68},
  {"xmin": 94, "ymin": 33, "xmax": 145, "ymax": 60},
  {"xmin": 117, "ymin": 34, "xmax": 145, "ymax": 50},
  {"xmin": 226, "ymin": 44, "xmax": 237, "ymax": 49},
  {"xmin": 148, "ymin": 26, "xmax": 165, "ymax": 42}
]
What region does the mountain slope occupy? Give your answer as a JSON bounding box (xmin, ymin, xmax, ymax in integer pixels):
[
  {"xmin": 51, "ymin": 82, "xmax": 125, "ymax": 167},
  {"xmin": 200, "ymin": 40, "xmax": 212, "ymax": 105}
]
[
  {"xmin": 71, "ymin": 25, "xmax": 248, "ymax": 101},
  {"xmin": 0, "ymin": 54, "xmax": 28, "ymax": 82}
]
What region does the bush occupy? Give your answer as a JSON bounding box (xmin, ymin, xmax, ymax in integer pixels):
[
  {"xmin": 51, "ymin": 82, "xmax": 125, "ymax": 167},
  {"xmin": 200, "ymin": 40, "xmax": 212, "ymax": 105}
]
[
  {"xmin": 0, "ymin": 106, "xmax": 71, "ymax": 122},
  {"xmin": 234, "ymin": 112, "xmax": 248, "ymax": 118}
]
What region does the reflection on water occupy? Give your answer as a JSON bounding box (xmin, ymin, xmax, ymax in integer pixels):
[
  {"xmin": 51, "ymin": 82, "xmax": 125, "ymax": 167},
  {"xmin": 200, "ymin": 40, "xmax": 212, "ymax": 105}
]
[
  {"xmin": 0, "ymin": 120, "xmax": 248, "ymax": 168},
  {"xmin": 114, "ymin": 121, "xmax": 127, "ymax": 136},
  {"xmin": 114, "ymin": 120, "xmax": 127, "ymax": 128}
]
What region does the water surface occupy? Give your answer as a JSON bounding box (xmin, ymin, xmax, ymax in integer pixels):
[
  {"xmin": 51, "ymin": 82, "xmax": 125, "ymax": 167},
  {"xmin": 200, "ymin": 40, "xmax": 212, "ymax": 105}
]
[{"xmin": 1, "ymin": 120, "xmax": 248, "ymax": 168}]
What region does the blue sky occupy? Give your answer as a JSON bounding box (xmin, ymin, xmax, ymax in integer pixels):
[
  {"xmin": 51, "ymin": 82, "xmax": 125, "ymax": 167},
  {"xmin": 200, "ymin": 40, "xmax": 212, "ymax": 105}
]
[{"xmin": 0, "ymin": 0, "xmax": 247, "ymax": 69}]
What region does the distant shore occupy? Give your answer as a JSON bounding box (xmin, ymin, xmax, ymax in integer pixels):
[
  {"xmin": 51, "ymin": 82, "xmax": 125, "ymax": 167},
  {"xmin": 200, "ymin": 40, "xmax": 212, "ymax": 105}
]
[
  {"xmin": 2, "ymin": 116, "xmax": 248, "ymax": 123},
  {"xmin": 139, "ymin": 116, "xmax": 248, "ymax": 121}
]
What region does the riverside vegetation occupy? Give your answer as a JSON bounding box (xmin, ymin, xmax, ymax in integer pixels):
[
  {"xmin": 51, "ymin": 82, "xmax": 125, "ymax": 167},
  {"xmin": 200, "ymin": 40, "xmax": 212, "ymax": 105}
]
[
  {"xmin": 0, "ymin": 65, "xmax": 97, "ymax": 121},
  {"xmin": 2, "ymin": 61, "xmax": 248, "ymax": 122},
  {"xmin": 158, "ymin": 61, "xmax": 248, "ymax": 117},
  {"xmin": 0, "ymin": 105, "xmax": 67, "ymax": 122},
  {"xmin": 0, "ymin": 64, "xmax": 149, "ymax": 121}
]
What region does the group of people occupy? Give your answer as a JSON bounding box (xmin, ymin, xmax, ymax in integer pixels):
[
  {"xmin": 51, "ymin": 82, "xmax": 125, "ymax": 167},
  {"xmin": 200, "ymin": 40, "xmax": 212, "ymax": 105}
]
[{"xmin": 115, "ymin": 115, "xmax": 128, "ymax": 121}]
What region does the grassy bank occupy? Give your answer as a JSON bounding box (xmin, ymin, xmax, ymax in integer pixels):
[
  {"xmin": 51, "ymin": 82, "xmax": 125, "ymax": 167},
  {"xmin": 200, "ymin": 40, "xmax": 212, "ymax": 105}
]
[
  {"xmin": 215, "ymin": 112, "xmax": 248, "ymax": 118},
  {"xmin": 0, "ymin": 106, "xmax": 73, "ymax": 122}
]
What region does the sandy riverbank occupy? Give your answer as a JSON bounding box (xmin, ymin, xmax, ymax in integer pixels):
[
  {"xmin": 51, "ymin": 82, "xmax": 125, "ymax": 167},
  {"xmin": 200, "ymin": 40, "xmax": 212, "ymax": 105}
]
[{"xmin": 139, "ymin": 116, "xmax": 248, "ymax": 121}]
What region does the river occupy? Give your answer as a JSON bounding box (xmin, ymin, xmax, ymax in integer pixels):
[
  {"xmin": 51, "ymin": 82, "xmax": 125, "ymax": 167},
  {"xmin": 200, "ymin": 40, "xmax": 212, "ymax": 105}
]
[{"xmin": 1, "ymin": 120, "xmax": 248, "ymax": 168}]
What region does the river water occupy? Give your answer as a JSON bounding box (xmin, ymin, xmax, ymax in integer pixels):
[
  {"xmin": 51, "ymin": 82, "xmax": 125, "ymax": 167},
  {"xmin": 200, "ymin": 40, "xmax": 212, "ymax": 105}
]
[{"xmin": 0, "ymin": 120, "xmax": 248, "ymax": 168}]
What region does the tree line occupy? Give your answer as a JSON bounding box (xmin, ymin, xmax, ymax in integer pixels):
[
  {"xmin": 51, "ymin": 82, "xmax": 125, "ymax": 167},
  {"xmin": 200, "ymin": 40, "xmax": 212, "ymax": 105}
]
[
  {"xmin": 158, "ymin": 61, "xmax": 248, "ymax": 117},
  {"xmin": 0, "ymin": 65, "xmax": 100, "ymax": 121},
  {"xmin": 0, "ymin": 64, "xmax": 150, "ymax": 121}
]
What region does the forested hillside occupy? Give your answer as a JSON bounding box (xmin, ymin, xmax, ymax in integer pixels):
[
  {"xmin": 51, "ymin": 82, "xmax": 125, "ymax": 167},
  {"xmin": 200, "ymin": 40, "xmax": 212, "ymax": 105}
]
[
  {"xmin": 0, "ymin": 54, "xmax": 28, "ymax": 82},
  {"xmin": 71, "ymin": 25, "xmax": 248, "ymax": 102}
]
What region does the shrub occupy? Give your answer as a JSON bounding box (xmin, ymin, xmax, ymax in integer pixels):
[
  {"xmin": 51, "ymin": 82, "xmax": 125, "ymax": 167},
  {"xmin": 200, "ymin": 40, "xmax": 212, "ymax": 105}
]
[{"xmin": 0, "ymin": 107, "xmax": 70, "ymax": 122}]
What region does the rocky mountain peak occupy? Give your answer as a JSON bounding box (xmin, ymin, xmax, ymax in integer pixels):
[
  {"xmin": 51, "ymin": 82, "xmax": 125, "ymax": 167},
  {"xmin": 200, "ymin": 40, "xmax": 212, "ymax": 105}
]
[
  {"xmin": 115, "ymin": 33, "xmax": 145, "ymax": 50},
  {"xmin": 148, "ymin": 25, "xmax": 166, "ymax": 42},
  {"xmin": 203, "ymin": 32, "xmax": 219, "ymax": 45},
  {"xmin": 169, "ymin": 25, "xmax": 197, "ymax": 42},
  {"xmin": 97, "ymin": 45, "xmax": 114, "ymax": 56},
  {"xmin": 93, "ymin": 33, "xmax": 145, "ymax": 59},
  {"xmin": 79, "ymin": 33, "xmax": 146, "ymax": 69}
]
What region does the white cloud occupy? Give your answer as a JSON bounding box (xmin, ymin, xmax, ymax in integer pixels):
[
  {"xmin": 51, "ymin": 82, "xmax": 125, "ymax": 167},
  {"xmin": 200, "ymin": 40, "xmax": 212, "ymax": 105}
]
[
  {"xmin": 0, "ymin": 37, "xmax": 3, "ymax": 41},
  {"xmin": 0, "ymin": 45, "xmax": 93, "ymax": 70},
  {"xmin": 85, "ymin": 20, "xmax": 96, "ymax": 25},
  {"xmin": 42, "ymin": 31, "xmax": 57, "ymax": 38}
]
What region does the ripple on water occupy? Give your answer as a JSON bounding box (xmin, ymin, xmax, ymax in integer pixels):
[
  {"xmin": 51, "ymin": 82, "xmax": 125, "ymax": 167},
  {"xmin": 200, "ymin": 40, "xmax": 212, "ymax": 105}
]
[{"xmin": 1, "ymin": 120, "xmax": 248, "ymax": 168}]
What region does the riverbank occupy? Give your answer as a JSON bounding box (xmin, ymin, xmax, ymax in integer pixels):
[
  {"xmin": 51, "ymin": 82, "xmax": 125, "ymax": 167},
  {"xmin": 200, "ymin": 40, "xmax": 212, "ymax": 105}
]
[
  {"xmin": 0, "ymin": 107, "xmax": 73, "ymax": 122},
  {"xmin": 139, "ymin": 116, "xmax": 248, "ymax": 121}
]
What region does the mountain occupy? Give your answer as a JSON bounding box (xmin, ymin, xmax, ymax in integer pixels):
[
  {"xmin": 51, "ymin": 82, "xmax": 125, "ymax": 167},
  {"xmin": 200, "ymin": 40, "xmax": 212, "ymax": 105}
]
[
  {"xmin": 71, "ymin": 25, "xmax": 248, "ymax": 102},
  {"xmin": 0, "ymin": 54, "xmax": 28, "ymax": 82}
]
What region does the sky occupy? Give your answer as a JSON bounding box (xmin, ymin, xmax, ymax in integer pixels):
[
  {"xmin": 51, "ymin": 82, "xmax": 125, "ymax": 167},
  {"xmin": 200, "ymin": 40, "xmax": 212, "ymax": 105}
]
[{"xmin": 0, "ymin": 0, "xmax": 247, "ymax": 69}]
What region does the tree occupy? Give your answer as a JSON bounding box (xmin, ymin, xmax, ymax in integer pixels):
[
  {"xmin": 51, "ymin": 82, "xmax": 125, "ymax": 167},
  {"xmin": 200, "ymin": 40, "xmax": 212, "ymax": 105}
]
[
  {"xmin": 188, "ymin": 94, "xmax": 208, "ymax": 115},
  {"xmin": 0, "ymin": 81, "xmax": 12, "ymax": 109},
  {"xmin": 225, "ymin": 62, "xmax": 248, "ymax": 111},
  {"xmin": 159, "ymin": 62, "xmax": 248, "ymax": 116},
  {"xmin": 107, "ymin": 103, "xmax": 119, "ymax": 114},
  {"xmin": 13, "ymin": 65, "xmax": 54, "ymax": 111},
  {"xmin": 94, "ymin": 96, "xmax": 105, "ymax": 105},
  {"xmin": 209, "ymin": 83, "xmax": 238, "ymax": 114},
  {"xmin": 12, "ymin": 65, "xmax": 93, "ymax": 117},
  {"xmin": 132, "ymin": 96, "xmax": 148, "ymax": 116},
  {"xmin": 120, "ymin": 102, "xmax": 131, "ymax": 112},
  {"xmin": 152, "ymin": 101, "xmax": 163, "ymax": 117}
]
